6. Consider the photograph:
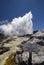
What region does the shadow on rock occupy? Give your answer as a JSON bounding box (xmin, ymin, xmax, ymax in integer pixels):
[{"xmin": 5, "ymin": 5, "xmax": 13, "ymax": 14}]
[
  {"xmin": 18, "ymin": 61, "xmax": 32, "ymax": 65},
  {"xmin": 0, "ymin": 47, "xmax": 10, "ymax": 55},
  {"xmin": 37, "ymin": 41, "xmax": 44, "ymax": 46},
  {"xmin": 18, "ymin": 61, "xmax": 27, "ymax": 65},
  {"xmin": 37, "ymin": 36, "xmax": 44, "ymax": 40},
  {"xmin": 34, "ymin": 61, "xmax": 44, "ymax": 65}
]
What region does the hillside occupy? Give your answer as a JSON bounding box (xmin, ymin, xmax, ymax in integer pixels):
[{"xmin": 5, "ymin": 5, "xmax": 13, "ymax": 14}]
[{"xmin": 0, "ymin": 30, "xmax": 44, "ymax": 65}]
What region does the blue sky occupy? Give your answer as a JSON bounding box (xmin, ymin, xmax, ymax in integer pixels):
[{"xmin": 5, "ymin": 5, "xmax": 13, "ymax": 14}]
[{"xmin": 0, "ymin": 0, "xmax": 44, "ymax": 30}]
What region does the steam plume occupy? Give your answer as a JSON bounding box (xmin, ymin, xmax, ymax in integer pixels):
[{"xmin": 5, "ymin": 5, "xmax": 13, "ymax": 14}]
[{"xmin": 0, "ymin": 11, "xmax": 33, "ymax": 36}]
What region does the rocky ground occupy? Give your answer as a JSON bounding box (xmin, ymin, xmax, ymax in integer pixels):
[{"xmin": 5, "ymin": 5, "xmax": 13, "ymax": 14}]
[
  {"xmin": 0, "ymin": 30, "xmax": 44, "ymax": 65},
  {"xmin": 0, "ymin": 36, "xmax": 29, "ymax": 65}
]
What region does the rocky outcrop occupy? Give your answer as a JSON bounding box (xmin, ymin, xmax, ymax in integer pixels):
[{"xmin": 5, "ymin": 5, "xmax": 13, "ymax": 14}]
[
  {"xmin": 0, "ymin": 36, "xmax": 29, "ymax": 65},
  {"xmin": 15, "ymin": 30, "xmax": 44, "ymax": 65},
  {"xmin": 0, "ymin": 30, "xmax": 44, "ymax": 65}
]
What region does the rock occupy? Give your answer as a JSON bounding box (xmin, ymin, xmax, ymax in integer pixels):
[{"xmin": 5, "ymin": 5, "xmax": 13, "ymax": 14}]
[
  {"xmin": 0, "ymin": 47, "xmax": 10, "ymax": 55},
  {"xmin": 0, "ymin": 30, "xmax": 44, "ymax": 65},
  {"xmin": 18, "ymin": 30, "xmax": 44, "ymax": 65},
  {"xmin": 32, "ymin": 52, "xmax": 44, "ymax": 64},
  {"xmin": 15, "ymin": 51, "xmax": 29, "ymax": 65},
  {"xmin": 0, "ymin": 36, "xmax": 29, "ymax": 65},
  {"xmin": 0, "ymin": 42, "xmax": 4, "ymax": 48}
]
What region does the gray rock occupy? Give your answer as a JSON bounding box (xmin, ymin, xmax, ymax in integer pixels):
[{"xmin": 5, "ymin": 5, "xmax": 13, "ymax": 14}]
[
  {"xmin": 15, "ymin": 52, "xmax": 29, "ymax": 65},
  {"xmin": 18, "ymin": 30, "xmax": 44, "ymax": 64}
]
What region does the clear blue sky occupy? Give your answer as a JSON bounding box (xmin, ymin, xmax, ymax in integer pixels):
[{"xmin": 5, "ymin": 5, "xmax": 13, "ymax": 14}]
[{"xmin": 0, "ymin": 0, "xmax": 44, "ymax": 30}]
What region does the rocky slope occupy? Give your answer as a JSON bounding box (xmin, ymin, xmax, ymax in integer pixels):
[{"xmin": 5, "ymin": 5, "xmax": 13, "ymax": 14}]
[
  {"xmin": 0, "ymin": 35, "xmax": 29, "ymax": 65},
  {"xmin": 0, "ymin": 30, "xmax": 44, "ymax": 65}
]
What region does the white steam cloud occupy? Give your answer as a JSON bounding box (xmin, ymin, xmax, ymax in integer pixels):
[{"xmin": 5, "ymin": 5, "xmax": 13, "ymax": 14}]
[{"xmin": 0, "ymin": 11, "xmax": 33, "ymax": 36}]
